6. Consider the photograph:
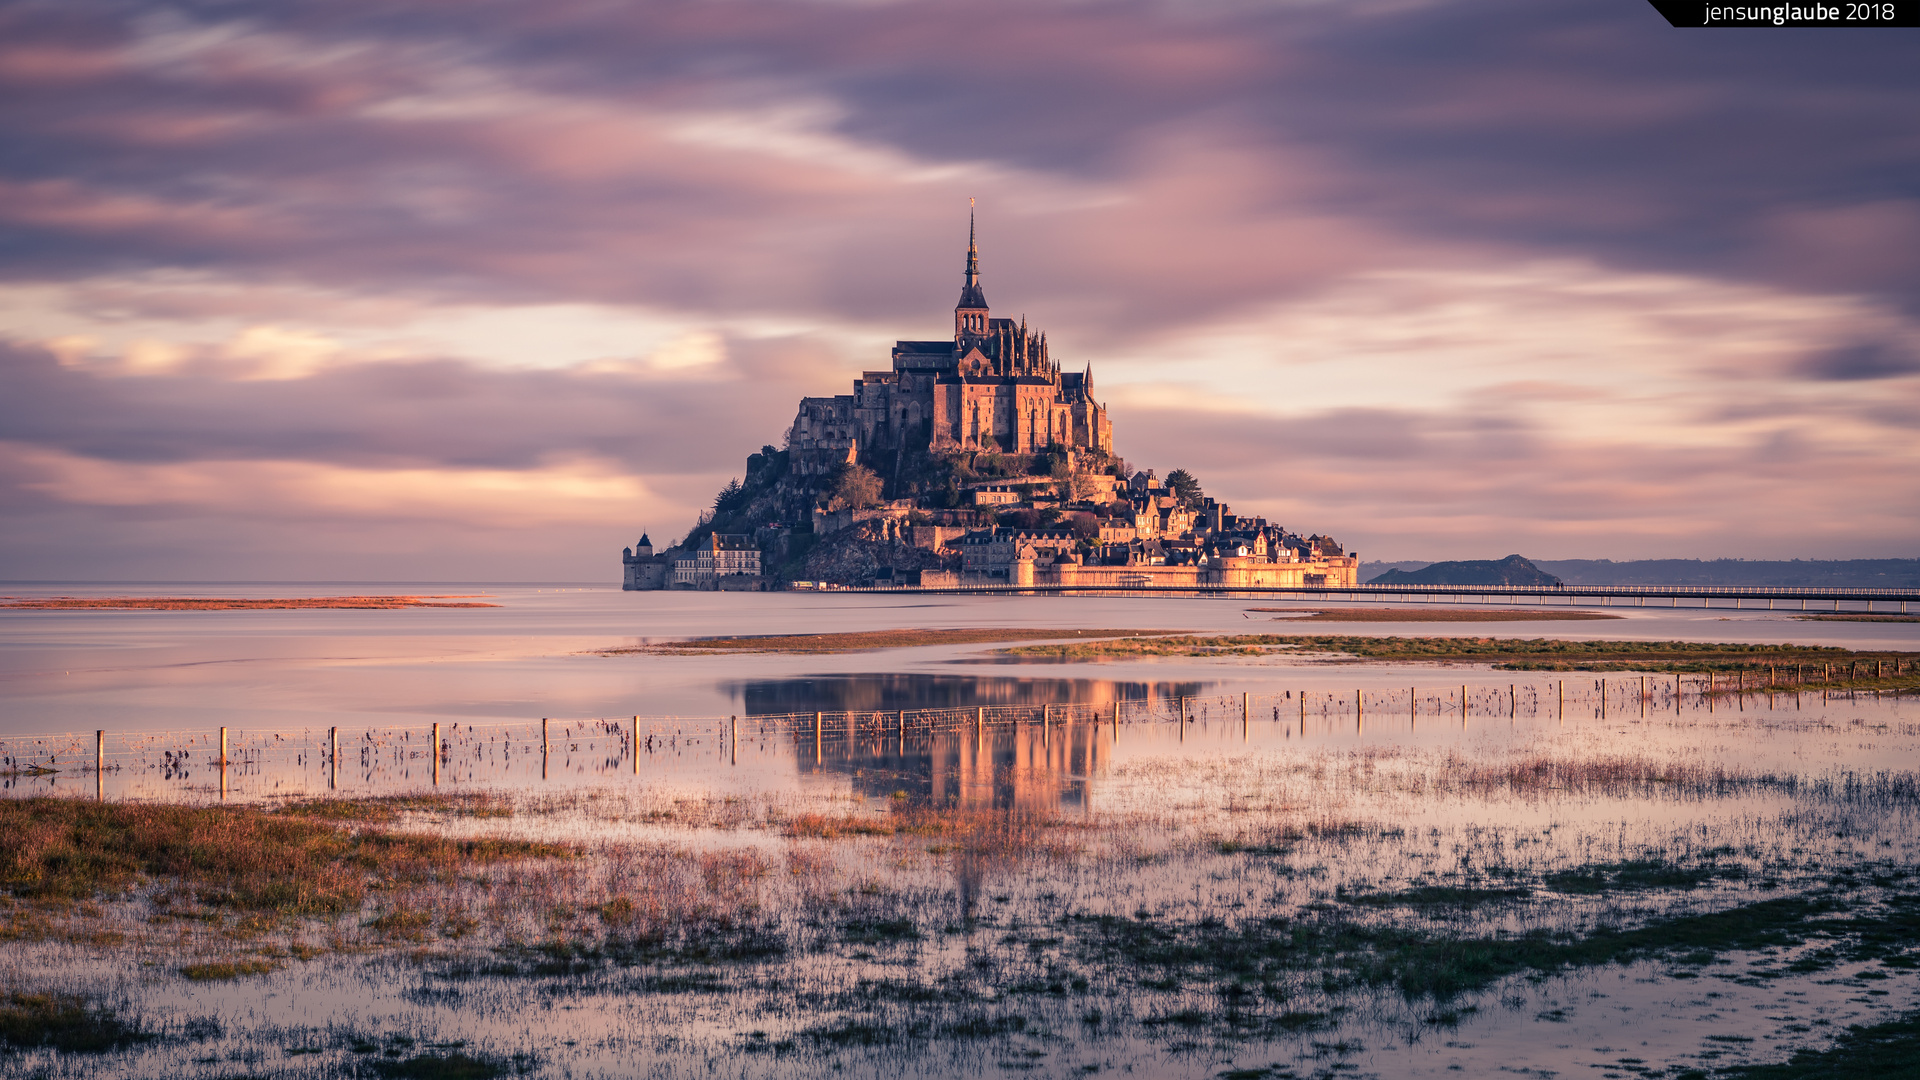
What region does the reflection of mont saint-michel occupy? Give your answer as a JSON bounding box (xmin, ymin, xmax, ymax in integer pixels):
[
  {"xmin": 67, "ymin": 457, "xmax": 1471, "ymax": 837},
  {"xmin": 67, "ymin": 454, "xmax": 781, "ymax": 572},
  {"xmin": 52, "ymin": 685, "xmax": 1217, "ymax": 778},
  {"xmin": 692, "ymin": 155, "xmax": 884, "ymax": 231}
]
[
  {"xmin": 624, "ymin": 214, "xmax": 1359, "ymax": 591},
  {"xmin": 740, "ymin": 676, "xmax": 1212, "ymax": 813}
]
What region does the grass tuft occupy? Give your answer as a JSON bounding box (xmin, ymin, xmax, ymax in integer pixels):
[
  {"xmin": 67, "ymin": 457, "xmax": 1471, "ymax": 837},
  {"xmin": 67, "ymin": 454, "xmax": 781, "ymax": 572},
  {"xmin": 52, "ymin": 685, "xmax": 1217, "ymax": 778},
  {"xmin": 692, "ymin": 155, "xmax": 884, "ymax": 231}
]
[
  {"xmin": 0, "ymin": 797, "xmax": 570, "ymax": 916},
  {"xmin": 180, "ymin": 959, "xmax": 279, "ymax": 981},
  {"xmin": 0, "ymin": 990, "xmax": 150, "ymax": 1053},
  {"xmin": 368, "ymin": 1051, "xmax": 518, "ymax": 1079}
]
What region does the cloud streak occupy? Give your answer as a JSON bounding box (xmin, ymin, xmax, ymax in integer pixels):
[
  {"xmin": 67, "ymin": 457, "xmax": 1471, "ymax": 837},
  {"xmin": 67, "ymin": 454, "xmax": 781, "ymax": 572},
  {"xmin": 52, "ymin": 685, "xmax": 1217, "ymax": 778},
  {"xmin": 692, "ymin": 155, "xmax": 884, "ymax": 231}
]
[{"xmin": 1, "ymin": 0, "xmax": 1916, "ymax": 577}]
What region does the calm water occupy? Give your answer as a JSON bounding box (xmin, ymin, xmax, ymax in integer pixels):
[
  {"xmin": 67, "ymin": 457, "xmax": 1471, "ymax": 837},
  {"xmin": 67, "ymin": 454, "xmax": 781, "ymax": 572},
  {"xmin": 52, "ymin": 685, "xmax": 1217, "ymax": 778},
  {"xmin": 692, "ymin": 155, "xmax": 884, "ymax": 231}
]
[
  {"xmin": 4, "ymin": 581, "xmax": 1916, "ymax": 736},
  {"xmin": 3, "ymin": 584, "xmax": 1918, "ymax": 1079}
]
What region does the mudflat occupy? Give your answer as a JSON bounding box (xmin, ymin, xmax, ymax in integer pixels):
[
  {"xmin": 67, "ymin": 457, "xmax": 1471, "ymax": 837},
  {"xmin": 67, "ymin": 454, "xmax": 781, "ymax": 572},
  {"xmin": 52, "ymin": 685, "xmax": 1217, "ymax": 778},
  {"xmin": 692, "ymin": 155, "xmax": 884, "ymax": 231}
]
[
  {"xmin": 0, "ymin": 596, "xmax": 500, "ymax": 610},
  {"xmin": 1249, "ymin": 606, "xmax": 1621, "ymax": 622}
]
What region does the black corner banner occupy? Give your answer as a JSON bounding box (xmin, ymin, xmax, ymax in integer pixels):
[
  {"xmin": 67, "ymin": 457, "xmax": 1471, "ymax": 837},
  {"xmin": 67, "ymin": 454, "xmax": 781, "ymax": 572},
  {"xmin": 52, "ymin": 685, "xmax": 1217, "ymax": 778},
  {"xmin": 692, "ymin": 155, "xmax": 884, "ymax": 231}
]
[{"xmin": 1647, "ymin": 0, "xmax": 1920, "ymax": 24}]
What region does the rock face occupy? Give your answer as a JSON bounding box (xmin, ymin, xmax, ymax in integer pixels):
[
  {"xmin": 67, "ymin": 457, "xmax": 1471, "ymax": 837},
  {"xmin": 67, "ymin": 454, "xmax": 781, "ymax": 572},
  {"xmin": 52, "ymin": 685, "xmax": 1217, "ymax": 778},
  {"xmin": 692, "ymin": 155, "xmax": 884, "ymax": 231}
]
[
  {"xmin": 800, "ymin": 520, "xmax": 960, "ymax": 586},
  {"xmin": 1368, "ymin": 554, "xmax": 1561, "ymax": 587}
]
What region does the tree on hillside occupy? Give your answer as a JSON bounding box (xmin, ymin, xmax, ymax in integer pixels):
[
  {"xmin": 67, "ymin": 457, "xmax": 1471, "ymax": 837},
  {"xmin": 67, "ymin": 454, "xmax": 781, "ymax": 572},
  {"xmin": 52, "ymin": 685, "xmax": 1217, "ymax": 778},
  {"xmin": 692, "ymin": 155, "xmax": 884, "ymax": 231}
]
[
  {"xmin": 1165, "ymin": 469, "xmax": 1205, "ymax": 509},
  {"xmin": 828, "ymin": 463, "xmax": 883, "ymax": 512}
]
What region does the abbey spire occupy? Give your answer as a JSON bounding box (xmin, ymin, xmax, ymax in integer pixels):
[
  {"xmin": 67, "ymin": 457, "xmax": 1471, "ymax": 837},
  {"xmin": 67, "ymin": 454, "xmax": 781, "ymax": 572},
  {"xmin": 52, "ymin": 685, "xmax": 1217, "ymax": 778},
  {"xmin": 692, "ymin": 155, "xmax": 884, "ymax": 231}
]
[{"xmin": 954, "ymin": 203, "xmax": 989, "ymax": 338}]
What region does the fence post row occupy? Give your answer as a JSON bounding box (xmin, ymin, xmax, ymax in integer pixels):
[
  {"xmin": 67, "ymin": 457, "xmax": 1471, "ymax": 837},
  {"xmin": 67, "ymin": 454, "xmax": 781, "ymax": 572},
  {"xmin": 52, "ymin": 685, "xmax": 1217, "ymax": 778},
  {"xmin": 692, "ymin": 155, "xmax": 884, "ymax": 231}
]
[{"xmin": 14, "ymin": 674, "xmax": 1909, "ymax": 795}]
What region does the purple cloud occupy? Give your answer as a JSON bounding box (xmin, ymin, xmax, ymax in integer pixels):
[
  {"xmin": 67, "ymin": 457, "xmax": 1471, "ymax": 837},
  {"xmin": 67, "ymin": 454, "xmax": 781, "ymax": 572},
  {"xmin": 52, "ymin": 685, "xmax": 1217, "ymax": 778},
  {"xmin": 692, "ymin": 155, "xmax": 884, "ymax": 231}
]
[{"xmin": 2, "ymin": 0, "xmax": 1917, "ymax": 577}]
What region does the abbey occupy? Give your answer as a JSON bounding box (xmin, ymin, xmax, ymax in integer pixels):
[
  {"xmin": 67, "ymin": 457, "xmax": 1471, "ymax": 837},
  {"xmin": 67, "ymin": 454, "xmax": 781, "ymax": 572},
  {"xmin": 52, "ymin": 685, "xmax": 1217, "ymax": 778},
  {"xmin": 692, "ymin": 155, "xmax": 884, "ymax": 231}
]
[
  {"xmin": 787, "ymin": 215, "xmax": 1112, "ymax": 479},
  {"xmin": 624, "ymin": 213, "xmax": 1360, "ymax": 591}
]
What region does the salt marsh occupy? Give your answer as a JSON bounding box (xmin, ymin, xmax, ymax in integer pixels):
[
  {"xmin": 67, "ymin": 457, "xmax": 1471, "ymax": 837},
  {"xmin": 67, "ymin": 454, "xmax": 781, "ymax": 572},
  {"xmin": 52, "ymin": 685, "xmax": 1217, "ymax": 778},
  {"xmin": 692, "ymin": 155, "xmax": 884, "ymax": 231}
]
[{"xmin": 2, "ymin": 586, "xmax": 1918, "ymax": 1079}]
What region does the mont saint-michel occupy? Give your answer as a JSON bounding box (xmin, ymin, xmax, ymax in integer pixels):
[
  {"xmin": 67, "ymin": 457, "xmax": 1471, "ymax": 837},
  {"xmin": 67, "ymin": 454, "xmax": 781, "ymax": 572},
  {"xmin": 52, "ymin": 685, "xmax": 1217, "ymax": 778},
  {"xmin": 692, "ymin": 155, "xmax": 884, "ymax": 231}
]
[{"xmin": 624, "ymin": 217, "xmax": 1359, "ymax": 592}]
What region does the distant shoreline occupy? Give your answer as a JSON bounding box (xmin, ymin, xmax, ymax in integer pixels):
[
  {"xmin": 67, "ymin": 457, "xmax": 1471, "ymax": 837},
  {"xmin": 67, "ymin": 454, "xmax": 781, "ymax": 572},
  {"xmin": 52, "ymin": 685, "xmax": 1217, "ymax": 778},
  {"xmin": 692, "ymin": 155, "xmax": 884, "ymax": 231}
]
[{"xmin": 0, "ymin": 595, "xmax": 500, "ymax": 610}]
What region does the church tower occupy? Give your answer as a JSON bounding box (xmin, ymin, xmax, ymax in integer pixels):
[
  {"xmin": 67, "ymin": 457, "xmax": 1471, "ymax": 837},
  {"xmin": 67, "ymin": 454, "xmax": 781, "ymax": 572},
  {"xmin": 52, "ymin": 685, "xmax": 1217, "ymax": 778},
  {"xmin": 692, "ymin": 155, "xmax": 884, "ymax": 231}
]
[{"xmin": 954, "ymin": 206, "xmax": 989, "ymax": 340}]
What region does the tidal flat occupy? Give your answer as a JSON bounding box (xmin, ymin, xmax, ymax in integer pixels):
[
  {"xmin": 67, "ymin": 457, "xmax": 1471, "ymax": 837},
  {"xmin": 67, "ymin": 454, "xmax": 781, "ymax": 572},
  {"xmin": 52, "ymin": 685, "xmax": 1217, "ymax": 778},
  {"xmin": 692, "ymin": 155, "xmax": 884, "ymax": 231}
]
[
  {"xmin": 4, "ymin": 588, "xmax": 1920, "ymax": 1078},
  {"xmin": 4, "ymin": 694, "xmax": 1920, "ymax": 1079}
]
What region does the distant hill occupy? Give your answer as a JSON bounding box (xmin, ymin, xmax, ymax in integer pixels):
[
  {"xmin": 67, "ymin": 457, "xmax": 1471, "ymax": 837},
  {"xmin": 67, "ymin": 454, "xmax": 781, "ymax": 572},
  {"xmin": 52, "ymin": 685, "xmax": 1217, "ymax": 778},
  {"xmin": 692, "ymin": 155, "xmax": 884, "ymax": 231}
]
[
  {"xmin": 1358, "ymin": 558, "xmax": 1920, "ymax": 588},
  {"xmin": 1534, "ymin": 558, "xmax": 1920, "ymax": 588},
  {"xmin": 1367, "ymin": 555, "xmax": 1560, "ymax": 587}
]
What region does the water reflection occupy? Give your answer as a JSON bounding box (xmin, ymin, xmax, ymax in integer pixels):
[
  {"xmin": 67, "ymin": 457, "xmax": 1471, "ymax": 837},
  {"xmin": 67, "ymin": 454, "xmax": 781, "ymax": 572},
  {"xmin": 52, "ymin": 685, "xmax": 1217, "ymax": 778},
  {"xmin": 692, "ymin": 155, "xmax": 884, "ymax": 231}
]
[
  {"xmin": 730, "ymin": 672, "xmax": 1212, "ymax": 714},
  {"xmin": 802, "ymin": 720, "xmax": 1109, "ymax": 812},
  {"xmin": 739, "ymin": 674, "xmax": 1211, "ymax": 815}
]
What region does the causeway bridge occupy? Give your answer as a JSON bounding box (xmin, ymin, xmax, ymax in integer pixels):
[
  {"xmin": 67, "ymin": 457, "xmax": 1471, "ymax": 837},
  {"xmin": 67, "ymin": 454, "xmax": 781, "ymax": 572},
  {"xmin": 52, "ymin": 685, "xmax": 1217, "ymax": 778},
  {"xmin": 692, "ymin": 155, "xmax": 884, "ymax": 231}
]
[{"xmin": 833, "ymin": 581, "xmax": 1918, "ymax": 612}]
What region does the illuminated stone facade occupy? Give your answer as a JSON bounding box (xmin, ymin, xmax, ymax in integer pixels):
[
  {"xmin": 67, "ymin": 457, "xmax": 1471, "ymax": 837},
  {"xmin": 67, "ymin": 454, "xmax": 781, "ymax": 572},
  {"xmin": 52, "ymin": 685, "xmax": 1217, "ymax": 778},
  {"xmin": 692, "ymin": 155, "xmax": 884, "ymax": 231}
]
[{"xmin": 788, "ymin": 215, "xmax": 1112, "ymax": 478}]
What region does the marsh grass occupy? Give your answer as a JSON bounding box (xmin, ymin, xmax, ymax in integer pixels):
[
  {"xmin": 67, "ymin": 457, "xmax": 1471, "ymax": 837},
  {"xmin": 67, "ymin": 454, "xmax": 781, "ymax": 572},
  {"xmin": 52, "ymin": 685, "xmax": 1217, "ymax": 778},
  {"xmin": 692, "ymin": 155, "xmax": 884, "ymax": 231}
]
[
  {"xmin": 5, "ymin": 726, "xmax": 1919, "ymax": 1075},
  {"xmin": 0, "ymin": 798, "xmax": 569, "ymax": 917},
  {"xmin": 1339, "ymin": 885, "xmax": 1532, "ymax": 907},
  {"xmin": 1691, "ymin": 1009, "xmax": 1920, "ymax": 1079},
  {"xmin": 1247, "ymin": 607, "xmax": 1621, "ymax": 622},
  {"xmin": 0, "ymin": 990, "xmax": 150, "ymax": 1053},
  {"xmin": 1066, "ymin": 892, "xmax": 1878, "ymax": 1002},
  {"xmin": 367, "ymin": 1051, "xmax": 521, "ymax": 1079},
  {"xmin": 1435, "ymin": 752, "xmax": 1791, "ymax": 797},
  {"xmin": 782, "ymin": 813, "xmax": 895, "ymax": 839},
  {"xmin": 179, "ymin": 959, "xmax": 280, "ymax": 981},
  {"xmin": 999, "ymin": 634, "xmax": 1917, "ymax": 677},
  {"xmin": 1544, "ymin": 859, "xmax": 1745, "ymax": 893},
  {"xmin": 1794, "ymin": 614, "xmax": 1920, "ymax": 624},
  {"xmin": 283, "ymin": 794, "xmax": 515, "ymax": 823}
]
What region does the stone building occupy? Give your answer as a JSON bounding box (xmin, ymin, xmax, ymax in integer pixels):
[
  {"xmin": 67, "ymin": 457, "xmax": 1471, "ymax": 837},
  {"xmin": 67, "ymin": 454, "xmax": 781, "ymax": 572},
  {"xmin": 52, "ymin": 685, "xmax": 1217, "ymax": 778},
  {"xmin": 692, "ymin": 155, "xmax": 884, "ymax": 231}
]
[
  {"xmin": 788, "ymin": 214, "xmax": 1112, "ymax": 478},
  {"xmin": 672, "ymin": 534, "xmax": 762, "ymax": 585},
  {"xmin": 918, "ymin": 514, "xmax": 1359, "ymax": 591}
]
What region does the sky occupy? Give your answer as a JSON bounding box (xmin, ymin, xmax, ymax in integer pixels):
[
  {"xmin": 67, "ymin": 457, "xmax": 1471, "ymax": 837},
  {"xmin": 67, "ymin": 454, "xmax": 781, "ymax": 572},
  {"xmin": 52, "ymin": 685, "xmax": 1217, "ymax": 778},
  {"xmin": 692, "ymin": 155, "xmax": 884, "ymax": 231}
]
[{"xmin": 1, "ymin": 0, "xmax": 1916, "ymax": 581}]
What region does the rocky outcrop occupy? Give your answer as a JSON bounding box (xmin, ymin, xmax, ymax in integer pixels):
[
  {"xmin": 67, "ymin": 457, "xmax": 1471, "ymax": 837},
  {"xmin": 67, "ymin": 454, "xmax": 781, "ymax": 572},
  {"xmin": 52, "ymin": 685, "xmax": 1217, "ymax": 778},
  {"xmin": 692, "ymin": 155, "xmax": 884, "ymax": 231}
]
[
  {"xmin": 801, "ymin": 520, "xmax": 960, "ymax": 586},
  {"xmin": 1368, "ymin": 554, "xmax": 1560, "ymax": 587}
]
